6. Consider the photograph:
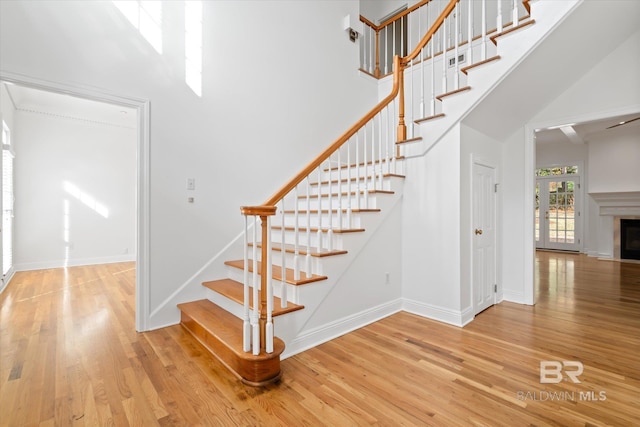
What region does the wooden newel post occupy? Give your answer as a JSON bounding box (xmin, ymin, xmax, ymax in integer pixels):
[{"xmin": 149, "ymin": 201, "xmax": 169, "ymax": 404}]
[
  {"xmin": 396, "ymin": 55, "xmax": 407, "ymax": 141},
  {"xmin": 240, "ymin": 205, "xmax": 277, "ymax": 353}
]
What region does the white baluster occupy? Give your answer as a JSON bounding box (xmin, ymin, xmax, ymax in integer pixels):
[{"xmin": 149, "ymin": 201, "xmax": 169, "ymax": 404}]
[
  {"xmin": 454, "ymin": 3, "xmax": 459, "ymax": 90},
  {"xmin": 371, "ymin": 117, "xmax": 377, "ymax": 192},
  {"xmin": 243, "ymin": 216, "xmax": 250, "ymax": 352},
  {"xmin": 317, "ymin": 165, "xmax": 323, "ymax": 252},
  {"xmin": 346, "ymin": 137, "xmax": 352, "ymax": 228},
  {"xmin": 497, "ymin": 0, "xmax": 503, "ymax": 33},
  {"xmin": 392, "ymin": 21, "xmax": 396, "ymax": 61},
  {"xmin": 468, "ymin": 0, "xmax": 473, "ymax": 65},
  {"xmin": 266, "ymin": 216, "xmax": 273, "ymax": 354},
  {"xmin": 327, "ymin": 157, "xmax": 334, "ymax": 251},
  {"xmin": 442, "ymin": 14, "xmax": 447, "ymax": 95},
  {"xmin": 409, "ymin": 14, "xmax": 414, "ymax": 138},
  {"xmin": 431, "ymin": 35, "xmax": 436, "ymax": 116},
  {"xmin": 305, "ymin": 176, "xmax": 311, "ymax": 278},
  {"xmin": 386, "ymin": 105, "xmax": 391, "ymax": 177},
  {"xmin": 252, "ymin": 216, "xmax": 259, "ymax": 356},
  {"xmin": 363, "ymin": 123, "xmax": 369, "ymax": 209},
  {"xmin": 419, "ymin": 5, "xmax": 425, "ymax": 119},
  {"xmin": 481, "ymin": 0, "xmax": 487, "ymax": 60},
  {"xmin": 293, "ymin": 184, "xmax": 300, "ymax": 281},
  {"xmin": 369, "ymin": 25, "xmax": 374, "ymax": 73},
  {"xmin": 392, "ymin": 97, "xmax": 398, "ymax": 174},
  {"xmin": 384, "ymin": 27, "xmax": 389, "ymax": 75},
  {"xmin": 356, "ymin": 131, "xmax": 361, "ymax": 211},
  {"xmin": 338, "ymin": 147, "xmax": 343, "ymax": 231},
  {"xmin": 280, "ymin": 199, "xmax": 287, "ymax": 308},
  {"xmin": 513, "ymin": 0, "xmax": 519, "ymax": 26},
  {"xmin": 378, "ymin": 112, "xmax": 384, "ymax": 189}
]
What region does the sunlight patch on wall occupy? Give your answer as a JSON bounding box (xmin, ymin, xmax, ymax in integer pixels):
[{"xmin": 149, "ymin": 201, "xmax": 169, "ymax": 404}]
[
  {"xmin": 185, "ymin": 1, "xmax": 203, "ymax": 96},
  {"xmin": 64, "ymin": 181, "xmax": 110, "ymax": 219},
  {"xmin": 113, "ymin": 1, "xmax": 163, "ymax": 54}
]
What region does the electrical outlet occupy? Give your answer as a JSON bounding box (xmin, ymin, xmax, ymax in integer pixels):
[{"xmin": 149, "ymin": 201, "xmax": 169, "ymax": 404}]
[{"xmin": 385, "ymin": 272, "xmax": 390, "ymax": 285}]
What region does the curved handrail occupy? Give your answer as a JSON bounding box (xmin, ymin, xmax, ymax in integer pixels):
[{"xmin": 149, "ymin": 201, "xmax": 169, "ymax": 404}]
[
  {"xmin": 262, "ymin": 55, "xmax": 402, "ymax": 208},
  {"xmin": 403, "ymin": 0, "xmax": 459, "ymax": 65}
]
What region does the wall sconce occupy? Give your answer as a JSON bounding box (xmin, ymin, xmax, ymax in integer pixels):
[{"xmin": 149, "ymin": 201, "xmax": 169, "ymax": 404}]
[{"xmin": 343, "ymin": 14, "xmax": 363, "ymax": 43}]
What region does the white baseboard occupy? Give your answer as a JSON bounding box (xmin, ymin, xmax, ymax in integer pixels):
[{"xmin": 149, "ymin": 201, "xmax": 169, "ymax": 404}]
[
  {"xmin": 502, "ymin": 289, "xmax": 526, "ymax": 304},
  {"xmin": 14, "ymin": 254, "xmax": 136, "ymax": 272},
  {"xmin": 401, "ymin": 298, "xmax": 468, "ymax": 327},
  {"xmin": 282, "ymin": 299, "xmax": 403, "ymax": 359}
]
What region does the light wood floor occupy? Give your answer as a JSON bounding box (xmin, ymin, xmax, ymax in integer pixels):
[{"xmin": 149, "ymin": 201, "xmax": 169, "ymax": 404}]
[{"xmin": 1, "ymin": 252, "xmax": 639, "ymax": 426}]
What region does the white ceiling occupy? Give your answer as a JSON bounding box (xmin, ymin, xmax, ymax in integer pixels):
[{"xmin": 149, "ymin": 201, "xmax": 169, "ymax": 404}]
[
  {"xmin": 535, "ymin": 113, "xmax": 640, "ymax": 145},
  {"xmin": 2, "ymin": 82, "xmax": 137, "ymax": 128}
]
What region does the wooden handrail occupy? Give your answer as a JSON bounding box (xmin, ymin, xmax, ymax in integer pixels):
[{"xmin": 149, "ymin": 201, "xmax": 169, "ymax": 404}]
[
  {"xmin": 403, "ymin": 0, "xmax": 459, "ymax": 66},
  {"xmin": 261, "ymin": 55, "xmax": 402, "ymax": 207}
]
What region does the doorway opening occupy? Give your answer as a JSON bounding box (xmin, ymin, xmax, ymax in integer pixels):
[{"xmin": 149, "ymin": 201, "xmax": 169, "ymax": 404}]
[{"xmin": 0, "ymin": 73, "xmax": 149, "ymax": 331}]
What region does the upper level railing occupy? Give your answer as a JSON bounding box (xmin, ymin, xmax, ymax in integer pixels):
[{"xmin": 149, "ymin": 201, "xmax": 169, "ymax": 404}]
[
  {"xmin": 239, "ymin": 0, "xmax": 462, "ymax": 356},
  {"xmin": 360, "ymin": 0, "xmax": 529, "ymax": 79}
]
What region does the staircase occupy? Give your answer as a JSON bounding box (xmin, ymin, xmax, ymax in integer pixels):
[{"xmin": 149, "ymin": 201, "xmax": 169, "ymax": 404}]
[{"xmin": 175, "ymin": 0, "xmax": 579, "ymax": 385}]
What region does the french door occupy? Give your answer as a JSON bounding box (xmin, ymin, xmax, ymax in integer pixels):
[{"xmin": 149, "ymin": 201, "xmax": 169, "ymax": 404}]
[{"xmin": 536, "ymin": 174, "xmax": 581, "ymax": 251}]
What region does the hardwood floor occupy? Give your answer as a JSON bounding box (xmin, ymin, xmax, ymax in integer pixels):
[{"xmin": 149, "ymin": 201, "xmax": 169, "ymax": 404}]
[{"xmin": 1, "ymin": 253, "xmax": 639, "ymax": 426}]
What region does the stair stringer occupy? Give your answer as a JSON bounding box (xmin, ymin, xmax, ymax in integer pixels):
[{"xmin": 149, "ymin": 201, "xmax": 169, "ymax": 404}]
[
  {"xmin": 274, "ymin": 190, "xmax": 405, "ymax": 359},
  {"xmin": 203, "ymin": 176, "xmax": 405, "ymax": 359}
]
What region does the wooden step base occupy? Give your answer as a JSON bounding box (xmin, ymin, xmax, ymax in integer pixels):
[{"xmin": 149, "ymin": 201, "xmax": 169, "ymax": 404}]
[
  {"xmin": 202, "ymin": 278, "xmax": 304, "ymax": 316},
  {"xmin": 250, "ymin": 242, "xmax": 348, "ymax": 258},
  {"xmin": 225, "ymin": 259, "xmax": 328, "ymax": 285},
  {"xmin": 178, "ymin": 299, "xmax": 284, "ymax": 386}
]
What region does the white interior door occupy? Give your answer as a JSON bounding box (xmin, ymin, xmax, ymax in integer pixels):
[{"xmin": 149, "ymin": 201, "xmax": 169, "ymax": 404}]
[
  {"xmin": 472, "ymin": 162, "xmax": 496, "ymax": 315},
  {"xmin": 536, "ymin": 175, "xmax": 581, "ymax": 251}
]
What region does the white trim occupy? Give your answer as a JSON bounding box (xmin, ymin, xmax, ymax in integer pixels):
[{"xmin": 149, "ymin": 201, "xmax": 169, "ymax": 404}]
[
  {"xmin": 402, "ymin": 298, "xmax": 472, "ymax": 327},
  {"xmin": 0, "ymin": 71, "xmax": 151, "ymax": 331},
  {"xmin": 283, "ymin": 299, "xmax": 403, "ymax": 359},
  {"xmin": 14, "ymin": 254, "xmax": 136, "ymax": 272},
  {"xmin": 0, "ymin": 266, "xmax": 15, "ymax": 294}
]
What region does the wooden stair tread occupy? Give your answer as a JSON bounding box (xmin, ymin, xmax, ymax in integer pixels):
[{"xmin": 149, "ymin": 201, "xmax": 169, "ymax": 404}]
[
  {"xmin": 436, "ymin": 86, "xmax": 471, "ymax": 101},
  {"xmin": 202, "ymin": 278, "xmax": 304, "ymax": 316},
  {"xmin": 396, "ymin": 136, "xmax": 423, "ymax": 145},
  {"xmin": 177, "ymin": 299, "xmax": 284, "ymax": 386},
  {"xmin": 310, "ymin": 174, "xmax": 405, "ymax": 186},
  {"xmin": 271, "ymin": 225, "xmax": 365, "ymax": 234},
  {"xmin": 225, "ymin": 260, "xmax": 328, "ymax": 285},
  {"xmin": 414, "ymin": 113, "xmax": 445, "ymax": 125},
  {"xmin": 460, "ymin": 55, "xmax": 500, "ymax": 75},
  {"xmin": 326, "ymin": 157, "xmax": 405, "ymax": 171},
  {"xmin": 300, "ymin": 189, "xmax": 395, "ymax": 199},
  {"xmin": 250, "ymin": 242, "xmax": 348, "ymax": 258},
  {"xmin": 490, "ymin": 19, "xmax": 535, "ymax": 45}
]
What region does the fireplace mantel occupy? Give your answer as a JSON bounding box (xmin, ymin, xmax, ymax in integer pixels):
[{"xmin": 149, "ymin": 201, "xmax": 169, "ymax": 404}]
[{"xmin": 589, "ymin": 191, "xmax": 640, "ymax": 216}]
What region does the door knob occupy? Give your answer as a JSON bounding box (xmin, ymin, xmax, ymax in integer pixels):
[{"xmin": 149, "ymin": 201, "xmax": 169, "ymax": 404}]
[{"xmin": 475, "ymin": 229, "xmax": 483, "ymax": 235}]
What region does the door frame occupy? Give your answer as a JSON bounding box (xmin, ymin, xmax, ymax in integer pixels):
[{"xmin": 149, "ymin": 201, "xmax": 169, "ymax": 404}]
[
  {"xmin": 0, "ymin": 71, "xmax": 151, "ymax": 332},
  {"xmin": 470, "ymin": 156, "xmax": 498, "ymax": 315},
  {"xmin": 535, "ymin": 164, "xmax": 583, "ymax": 252}
]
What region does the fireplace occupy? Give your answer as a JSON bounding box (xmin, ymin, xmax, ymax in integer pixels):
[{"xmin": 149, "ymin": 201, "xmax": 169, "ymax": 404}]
[{"xmin": 621, "ymin": 219, "xmax": 640, "ymax": 260}]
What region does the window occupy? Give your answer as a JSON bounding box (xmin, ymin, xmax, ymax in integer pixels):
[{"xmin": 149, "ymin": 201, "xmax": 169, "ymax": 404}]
[{"xmin": 2, "ymin": 120, "xmax": 14, "ymax": 276}]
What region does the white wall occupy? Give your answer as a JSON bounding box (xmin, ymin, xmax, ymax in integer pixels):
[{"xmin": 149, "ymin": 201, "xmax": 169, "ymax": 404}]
[
  {"xmin": 13, "ymin": 110, "xmax": 136, "ymax": 269},
  {"xmin": 587, "ymin": 125, "xmax": 640, "ymax": 194},
  {"xmin": 401, "ymin": 125, "xmax": 463, "ymax": 325},
  {"xmin": 0, "ymin": 1, "xmax": 377, "ymax": 327}
]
